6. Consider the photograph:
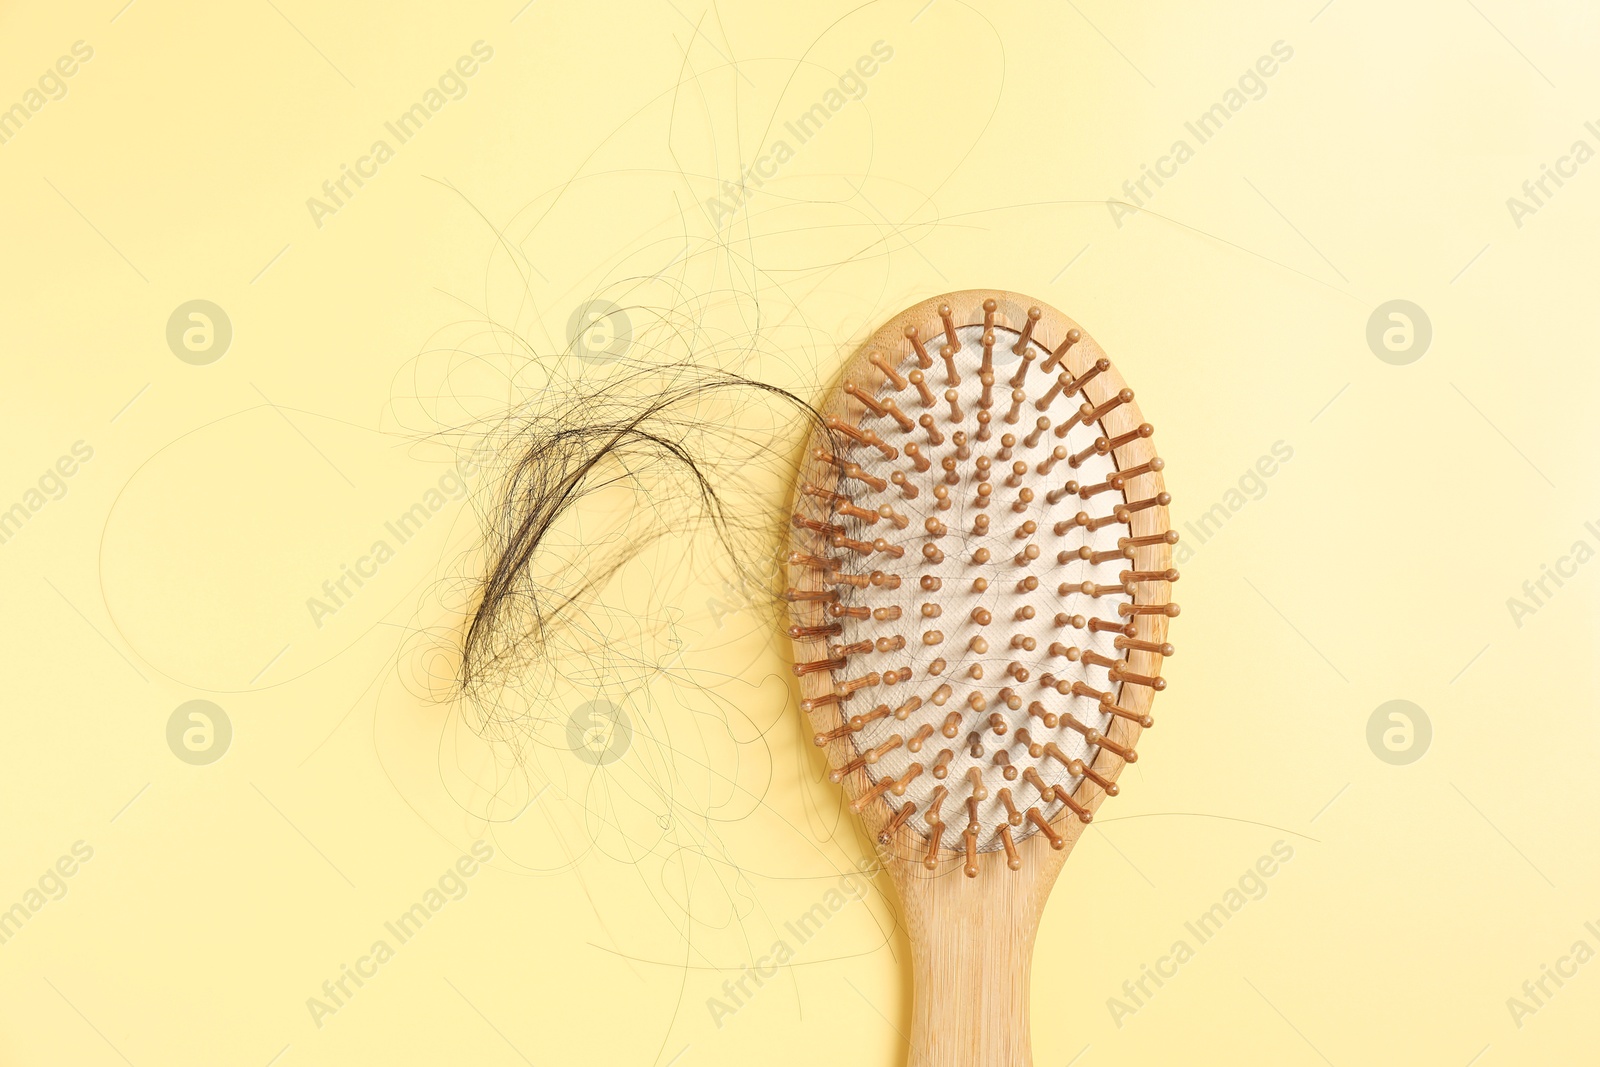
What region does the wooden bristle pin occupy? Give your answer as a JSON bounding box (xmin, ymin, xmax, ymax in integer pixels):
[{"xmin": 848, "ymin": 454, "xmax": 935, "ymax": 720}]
[
  {"xmin": 878, "ymin": 801, "xmax": 916, "ymax": 844},
  {"xmin": 1082, "ymin": 388, "xmax": 1134, "ymax": 426},
  {"xmin": 1120, "ymin": 495, "xmax": 1171, "ymax": 521},
  {"xmin": 863, "ymin": 735, "xmax": 903, "ymax": 764},
  {"xmin": 1068, "ymin": 758, "xmax": 1118, "ymax": 797},
  {"xmin": 1067, "ymin": 436, "xmax": 1110, "ymax": 468},
  {"xmin": 1119, "ymin": 600, "xmax": 1180, "ymax": 618},
  {"xmin": 1012, "ymin": 306, "xmax": 1041, "ymax": 356},
  {"xmin": 829, "ymin": 752, "xmax": 868, "ymax": 783},
  {"xmin": 1087, "ymin": 615, "xmax": 1135, "ymax": 635},
  {"xmin": 923, "ymin": 823, "xmax": 943, "ymax": 869},
  {"xmin": 905, "ymin": 324, "xmax": 932, "ymax": 368},
  {"xmin": 851, "ymin": 774, "xmax": 896, "ymax": 813},
  {"xmin": 838, "ymin": 500, "xmax": 879, "ymax": 523},
  {"xmin": 792, "ymin": 654, "xmax": 845, "ymax": 676},
  {"xmin": 1101, "ymin": 701, "xmax": 1154, "ymax": 728},
  {"xmin": 1091, "ymin": 731, "xmax": 1138, "ymax": 763},
  {"xmin": 1053, "ymin": 403, "xmax": 1091, "ymax": 439},
  {"xmin": 998, "ymin": 824, "xmax": 1021, "ymax": 869},
  {"xmin": 1040, "ymin": 327, "xmax": 1081, "ymax": 373},
  {"xmin": 945, "ymin": 389, "xmax": 963, "ymax": 422},
  {"xmin": 1122, "ymin": 530, "xmax": 1180, "ymax": 548},
  {"xmin": 938, "ymin": 303, "xmax": 959, "ymax": 350},
  {"xmin": 844, "ymin": 381, "xmax": 887, "ymax": 416},
  {"xmin": 794, "ymin": 514, "xmax": 845, "ymax": 539},
  {"xmin": 1047, "ymin": 481, "xmax": 1083, "ymax": 506},
  {"xmin": 1026, "ymin": 700, "xmax": 1057, "ymax": 729},
  {"xmin": 1116, "ymin": 635, "xmax": 1175, "ymax": 656},
  {"xmin": 849, "ymin": 702, "xmax": 894, "ymax": 730},
  {"xmin": 1056, "ymin": 711, "xmax": 1091, "ymax": 739},
  {"xmin": 784, "ymin": 291, "xmax": 1174, "ymax": 1065},
  {"xmin": 1113, "ymin": 668, "xmax": 1164, "ymax": 694},
  {"xmin": 1035, "ymin": 372, "xmax": 1071, "ymax": 411},
  {"xmin": 940, "ymin": 345, "xmax": 961, "ymax": 387},
  {"xmin": 1027, "ymin": 807, "xmax": 1065, "ymax": 850},
  {"xmin": 998, "ymin": 786, "xmax": 1022, "ymax": 826},
  {"xmin": 1077, "ymin": 475, "xmax": 1119, "ymax": 500},
  {"xmin": 1117, "ymin": 456, "xmax": 1164, "ymax": 482},
  {"xmin": 1056, "ymin": 788, "xmax": 1092, "ymax": 823},
  {"xmin": 1067, "ymin": 356, "xmax": 1110, "ymax": 396},
  {"xmin": 1004, "ymin": 388, "xmax": 1026, "ymax": 425},
  {"xmin": 1101, "ymin": 425, "xmax": 1154, "ymax": 456},
  {"xmin": 814, "ymin": 721, "xmax": 853, "ymax": 746},
  {"xmin": 892, "ymin": 764, "xmax": 924, "ymax": 795},
  {"xmin": 840, "ymin": 464, "xmax": 887, "ymax": 491},
  {"xmin": 869, "ymin": 353, "xmax": 907, "ymax": 389},
  {"xmin": 788, "ymin": 622, "xmax": 842, "ymax": 640},
  {"xmin": 881, "ymin": 398, "xmax": 916, "ymax": 433}
]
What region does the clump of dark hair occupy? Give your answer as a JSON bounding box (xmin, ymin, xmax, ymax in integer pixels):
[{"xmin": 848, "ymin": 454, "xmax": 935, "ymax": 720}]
[{"xmin": 459, "ymin": 357, "xmax": 830, "ymax": 702}]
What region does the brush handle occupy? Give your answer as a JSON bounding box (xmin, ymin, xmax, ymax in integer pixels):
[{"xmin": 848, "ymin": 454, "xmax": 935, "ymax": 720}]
[{"xmin": 899, "ymin": 858, "xmax": 1048, "ymax": 1067}]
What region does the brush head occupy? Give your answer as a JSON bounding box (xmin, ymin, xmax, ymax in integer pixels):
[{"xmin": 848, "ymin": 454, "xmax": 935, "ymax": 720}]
[{"xmin": 787, "ymin": 292, "xmax": 1177, "ymax": 878}]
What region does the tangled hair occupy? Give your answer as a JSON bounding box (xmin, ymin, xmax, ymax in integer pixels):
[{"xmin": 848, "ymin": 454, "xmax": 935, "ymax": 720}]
[{"xmin": 459, "ymin": 357, "xmax": 833, "ymax": 701}]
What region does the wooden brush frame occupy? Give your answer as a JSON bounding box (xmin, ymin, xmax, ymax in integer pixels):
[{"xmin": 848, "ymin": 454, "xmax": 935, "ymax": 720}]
[{"xmin": 785, "ymin": 290, "xmax": 1173, "ymax": 1067}]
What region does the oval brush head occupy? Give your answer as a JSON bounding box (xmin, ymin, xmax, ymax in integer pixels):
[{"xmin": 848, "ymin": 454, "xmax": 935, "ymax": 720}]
[{"xmin": 786, "ymin": 291, "xmax": 1177, "ymax": 1065}]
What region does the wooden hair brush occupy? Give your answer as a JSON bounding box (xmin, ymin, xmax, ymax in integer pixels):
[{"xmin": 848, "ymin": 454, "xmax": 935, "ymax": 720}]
[{"xmin": 785, "ymin": 291, "xmax": 1178, "ymax": 1066}]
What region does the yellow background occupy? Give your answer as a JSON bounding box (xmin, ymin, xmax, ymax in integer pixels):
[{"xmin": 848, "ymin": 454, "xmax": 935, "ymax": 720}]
[{"xmin": 2, "ymin": 0, "xmax": 1596, "ymax": 1064}]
